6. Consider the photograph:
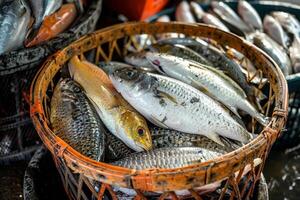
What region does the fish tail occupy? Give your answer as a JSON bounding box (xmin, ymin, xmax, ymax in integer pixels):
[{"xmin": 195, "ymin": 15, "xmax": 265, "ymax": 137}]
[{"xmin": 257, "ymin": 115, "xmax": 271, "ymax": 127}]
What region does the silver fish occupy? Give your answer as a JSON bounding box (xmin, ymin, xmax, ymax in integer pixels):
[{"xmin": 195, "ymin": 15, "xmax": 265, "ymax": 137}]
[
  {"xmin": 111, "ymin": 147, "xmax": 220, "ymax": 170},
  {"xmin": 175, "ymin": 1, "xmax": 196, "ymax": 23},
  {"xmin": 238, "ymin": 0, "xmax": 263, "ymax": 30},
  {"xmin": 202, "ymin": 13, "xmax": 230, "ymax": 32},
  {"xmin": 0, "ymin": 0, "xmax": 31, "ymax": 54},
  {"xmin": 146, "ymin": 52, "xmax": 269, "ymax": 126},
  {"xmin": 110, "ymin": 68, "xmax": 253, "ymax": 144},
  {"xmin": 124, "ymin": 52, "xmax": 156, "ymax": 72},
  {"xmin": 158, "ymin": 37, "xmax": 264, "ymax": 100},
  {"xmin": 99, "ymin": 61, "xmax": 138, "ymax": 74},
  {"xmin": 43, "ymin": 0, "xmax": 62, "ymax": 18},
  {"xmin": 289, "ymin": 36, "xmax": 300, "ymax": 73},
  {"xmin": 253, "ymin": 32, "xmax": 292, "ymax": 76},
  {"xmin": 263, "ymin": 15, "xmax": 290, "ymax": 48},
  {"xmin": 50, "ymin": 79, "xmax": 106, "ymax": 161},
  {"xmin": 190, "ymin": 1, "xmax": 204, "ymax": 21},
  {"xmin": 271, "ymin": 11, "xmax": 300, "ymax": 36}
]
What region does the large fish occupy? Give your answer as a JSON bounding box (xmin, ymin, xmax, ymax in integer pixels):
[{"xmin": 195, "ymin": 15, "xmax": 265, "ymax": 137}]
[
  {"xmin": 110, "ymin": 68, "xmax": 253, "ymax": 144},
  {"xmin": 238, "ymin": 0, "xmax": 263, "ymax": 30},
  {"xmin": 263, "ymin": 15, "xmax": 290, "ymax": 49},
  {"xmin": 50, "ymin": 79, "xmax": 105, "ymax": 161},
  {"xmin": 146, "ymin": 52, "xmax": 269, "ymax": 126},
  {"xmin": 26, "ymin": 3, "xmax": 77, "ymax": 47},
  {"xmin": 289, "ymin": 36, "xmax": 300, "ymax": 73},
  {"xmin": 0, "ymin": 0, "xmax": 31, "ymax": 54},
  {"xmin": 158, "ymin": 37, "xmax": 264, "ymax": 100},
  {"xmin": 271, "ymin": 11, "xmax": 300, "ymax": 37},
  {"xmin": 68, "ymin": 56, "xmax": 152, "ymax": 152},
  {"xmin": 29, "ymin": 0, "xmax": 62, "ymax": 29},
  {"xmin": 175, "ymin": 1, "xmax": 196, "ymax": 23},
  {"xmin": 253, "ymin": 32, "xmax": 292, "ymax": 76},
  {"xmin": 111, "ymin": 147, "xmax": 220, "ymax": 170}
]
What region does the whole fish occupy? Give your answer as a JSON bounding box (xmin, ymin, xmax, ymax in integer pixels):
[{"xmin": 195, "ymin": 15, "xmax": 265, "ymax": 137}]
[
  {"xmin": 26, "ymin": 3, "xmax": 77, "ymax": 47},
  {"xmin": 190, "ymin": 1, "xmax": 204, "ymax": 21},
  {"xmin": 146, "ymin": 52, "xmax": 269, "ymax": 126},
  {"xmin": 110, "ymin": 68, "xmax": 253, "ymax": 144},
  {"xmin": 253, "ymin": 32, "xmax": 292, "ymax": 76},
  {"xmin": 238, "ymin": 0, "xmax": 263, "ymax": 30},
  {"xmin": 289, "ymin": 36, "xmax": 300, "ymax": 73},
  {"xmin": 158, "ymin": 37, "xmax": 264, "ymax": 100},
  {"xmin": 175, "ymin": 1, "xmax": 196, "ymax": 23},
  {"xmin": 68, "ymin": 56, "xmax": 152, "ymax": 152},
  {"xmin": 125, "ymin": 52, "xmax": 156, "ymax": 72},
  {"xmin": 202, "ymin": 13, "xmax": 230, "ymax": 32},
  {"xmin": 263, "ymin": 15, "xmax": 290, "ymax": 49},
  {"xmin": 271, "ymin": 11, "xmax": 300, "ymax": 36},
  {"xmin": 50, "ymin": 79, "xmax": 105, "ymax": 161},
  {"xmin": 111, "ymin": 147, "xmax": 220, "ymax": 170},
  {"xmin": 29, "ymin": 0, "xmax": 62, "ymax": 29},
  {"xmin": 0, "ymin": 0, "xmax": 31, "ymax": 54}
]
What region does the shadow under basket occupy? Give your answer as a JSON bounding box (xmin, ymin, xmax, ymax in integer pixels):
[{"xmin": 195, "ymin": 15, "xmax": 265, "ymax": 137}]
[
  {"xmin": 30, "ymin": 22, "xmax": 288, "ymax": 199},
  {"xmin": 0, "ymin": 0, "xmax": 103, "ymax": 165}
]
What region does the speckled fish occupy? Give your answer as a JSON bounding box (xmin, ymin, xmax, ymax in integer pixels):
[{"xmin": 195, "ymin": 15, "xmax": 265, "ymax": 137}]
[
  {"xmin": 289, "ymin": 36, "xmax": 300, "ymax": 73},
  {"xmin": 105, "ymin": 133, "xmax": 133, "ymax": 162},
  {"xmin": 29, "ymin": 0, "xmax": 62, "ymax": 29},
  {"xmin": 190, "ymin": 1, "xmax": 204, "ymax": 21},
  {"xmin": 271, "ymin": 11, "xmax": 300, "ymax": 36},
  {"xmin": 110, "ymin": 68, "xmax": 253, "ymax": 144},
  {"xmin": 238, "ymin": 0, "xmax": 263, "ymax": 30},
  {"xmin": 158, "ymin": 37, "xmax": 264, "ymax": 100},
  {"xmin": 263, "ymin": 15, "xmax": 290, "ymax": 49},
  {"xmin": 253, "ymin": 32, "xmax": 292, "ymax": 76},
  {"xmin": 0, "ymin": 0, "xmax": 31, "ymax": 54},
  {"xmin": 202, "ymin": 13, "xmax": 230, "ymax": 32},
  {"xmin": 146, "ymin": 52, "xmax": 269, "ymax": 126},
  {"xmin": 111, "ymin": 147, "xmax": 220, "ymax": 170},
  {"xmin": 68, "ymin": 56, "xmax": 152, "ymax": 152},
  {"xmin": 175, "ymin": 1, "xmax": 196, "ymax": 23},
  {"xmin": 50, "ymin": 79, "xmax": 105, "ymax": 161},
  {"xmin": 26, "ymin": 3, "xmax": 77, "ymax": 47}
]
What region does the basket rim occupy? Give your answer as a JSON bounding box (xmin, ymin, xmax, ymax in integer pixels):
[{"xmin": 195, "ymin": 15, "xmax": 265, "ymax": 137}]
[{"xmin": 30, "ymin": 22, "xmax": 288, "ymax": 191}]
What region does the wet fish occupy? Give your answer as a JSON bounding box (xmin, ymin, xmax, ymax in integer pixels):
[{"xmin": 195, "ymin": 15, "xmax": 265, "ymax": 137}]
[
  {"xmin": 26, "ymin": 3, "xmax": 77, "ymax": 47},
  {"xmin": 99, "ymin": 61, "xmax": 136, "ymax": 74},
  {"xmin": 68, "ymin": 56, "xmax": 152, "ymax": 152},
  {"xmin": 29, "ymin": 0, "xmax": 62, "ymax": 29},
  {"xmin": 190, "ymin": 1, "xmax": 204, "ymax": 21},
  {"xmin": 271, "ymin": 11, "xmax": 300, "ymax": 36},
  {"xmin": 202, "ymin": 13, "xmax": 230, "ymax": 32},
  {"xmin": 175, "ymin": 1, "xmax": 196, "ymax": 23},
  {"xmin": 238, "ymin": 0, "xmax": 263, "ymax": 30},
  {"xmin": 146, "ymin": 52, "xmax": 269, "ymax": 126},
  {"xmin": 111, "ymin": 147, "xmax": 220, "ymax": 170},
  {"xmin": 110, "ymin": 68, "xmax": 253, "ymax": 144},
  {"xmin": 50, "ymin": 79, "xmax": 105, "ymax": 161},
  {"xmin": 124, "ymin": 52, "xmax": 156, "ymax": 72},
  {"xmin": 158, "ymin": 37, "xmax": 264, "ymax": 100},
  {"xmin": 289, "ymin": 36, "xmax": 300, "ymax": 73},
  {"xmin": 263, "ymin": 15, "xmax": 290, "ymax": 48},
  {"xmin": 253, "ymin": 32, "xmax": 292, "ymax": 76},
  {"xmin": 0, "ymin": 0, "xmax": 31, "ymax": 54}
]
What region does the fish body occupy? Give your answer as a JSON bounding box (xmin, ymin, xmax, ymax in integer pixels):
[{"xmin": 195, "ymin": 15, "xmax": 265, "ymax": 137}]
[
  {"xmin": 26, "ymin": 3, "xmax": 77, "ymax": 47},
  {"xmin": 125, "ymin": 52, "xmax": 156, "ymax": 72},
  {"xmin": 99, "ymin": 61, "xmax": 136, "ymax": 75},
  {"xmin": 0, "ymin": 0, "xmax": 31, "ymax": 54},
  {"xmin": 68, "ymin": 56, "xmax": 152, "ymax": 152},
  {"xmin": 190, "ymin": 1, "xmax": 204, "ymax": 21},
  {"xmin": 253, "ymin": 32, "xmax": 292, "ymax": 76},
  {"xmin": 111, "ymin": 147, "xmax": 220, "ymax": 170},
  {"xmin": 271, "ymin": 11, "xmax": 300, "ymax": 36},
  {"xmin": 110, "ymin": 68, "xmax": 252, "ymax": 144},
  {"xmin": 238, "ymin": 0, "xmax": 263, "ymax": 30},
  {"xmin": 158, "ymin": 37, "xmax": 261, "ymax": 99},
  {"xmin": 146, "ymin": 52, "xmax": 269, "ymax": 126},
  {"xmin": 50, "ymin": 79, "xmax": 105, "ymax": 161},
  {"xmin": 289, "ymin": 36, "xmax": 300, "ymax": 73},
  {"xmin": 175, "ymin": 1, "xmax": 196, "ymax": 23},
  {"xmin": 202, "ymin": 13, "xmax": 230, "ymax": 32},
  {"xmin": 263, "ymin": 15, "xmax": 290, "ymax": 48}
]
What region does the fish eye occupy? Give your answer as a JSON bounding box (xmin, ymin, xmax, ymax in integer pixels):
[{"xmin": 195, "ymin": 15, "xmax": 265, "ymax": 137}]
[
  {"xmin": 137, "ymin": 128, "xmax": 144, "ymax": 136},
  {"xmin": 127, "ymin": 71, "xmax": 135, "ymax": 77}
]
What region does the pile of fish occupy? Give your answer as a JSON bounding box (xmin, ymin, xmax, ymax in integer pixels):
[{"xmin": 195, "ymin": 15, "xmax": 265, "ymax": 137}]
[
  {"xmin": 0, "ymin": 0, "xmax": 80, "ymax": 55},
  {"xmin": 50, "ymin": 33, "xmax": 270, "ymax": 170},
  {"xmin": 159, "ymin": 0, "xmax": 300, "ymax": 75}
]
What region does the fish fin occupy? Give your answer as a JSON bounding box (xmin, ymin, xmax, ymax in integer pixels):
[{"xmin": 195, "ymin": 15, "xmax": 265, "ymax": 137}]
[
  {"xmin": 206, "ymin": 133, "xmax": 225, "ymax": 146},
  {"xmin": 229, "ymin": 106, "xmax": 241, "ymax": 119},
  {"xmin": 188, "ymin": 78, "xmax": 214, "ymax": 97},
  {"xmin": 156, "ymin": 89, "xmax": 178, "ymax": 104},
  {"xmin": 148, "ymin": 115, "xmax": 169, "ymax": 129}
]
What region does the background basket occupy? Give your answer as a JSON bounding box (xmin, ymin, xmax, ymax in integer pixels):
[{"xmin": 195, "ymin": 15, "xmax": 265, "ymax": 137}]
[
  {"xmin": 30, "ymin": 22, "xmax": 288, "ymax": 199},
  {"xmin": 0, "ymin": 0, "xmax": 103, "ymax": 165}
]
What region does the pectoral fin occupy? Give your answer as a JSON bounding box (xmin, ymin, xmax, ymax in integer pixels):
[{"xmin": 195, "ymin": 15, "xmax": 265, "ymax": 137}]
[
  {"xmin": 206, "ymin": 132, "xmax": 225, "ymax": 146},
  {"xmin": 156, "ymin": 89, "xmax": 178, "ymax": 104},
  {"xmin": 148, "ymin": 115, "xmax": 169, "ymax": 129}
]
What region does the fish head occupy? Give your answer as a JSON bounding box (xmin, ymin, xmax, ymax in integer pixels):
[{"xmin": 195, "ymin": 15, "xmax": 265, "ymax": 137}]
[
  {"xmin": 145, "ymin": 52, "xmax": 168, "ymax": 74},
  {"xmin": 118, "ymin": 110, "xmax": 152, "ymax": 152},
  {"xmin": 125, "ymin": 51, "xmax": 147, "ymax": 66}
]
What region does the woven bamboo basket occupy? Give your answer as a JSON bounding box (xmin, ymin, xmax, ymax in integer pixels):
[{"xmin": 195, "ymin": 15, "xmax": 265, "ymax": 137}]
[
  {"xmin": 0, "ymin": 0, "xmax": 102, "ymax": 165},
  {"xmin": 30, "ymin": 22, "xmax": 288, "ymax": 200}
]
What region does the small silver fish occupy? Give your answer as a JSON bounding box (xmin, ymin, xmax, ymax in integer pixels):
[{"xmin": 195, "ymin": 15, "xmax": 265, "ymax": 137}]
[
  {"xmin": 202, "ymin": 13, "xmax": 230, "ymax": 32},
  {"xmin": 50, "ymin": 79, "xmax": 106, "ymax": 161},
  {"xmin": 124, "ymin": 52, "xmax": 156, "ymax": 72},
  {"xmin": 289, "ymin": 36, "xmax": 300, "ymax": 73},
  {"xmin": 238, "ymin": 0, "xmax": 263, "ymax": 30},
  {"xmin": 175, "ymin": 1, "xmax": 196, "ymax": 23},
  {"xmin": 0, "ymin": 0, "xmax": 31, "ymax": 54},
  {"xmin": 263, "ymin": 15, "xmax": 290, "ymax": 48},
  {"xmin": 271, "ymin": 11, "xmax": 300, "ymax": 36},
  {"xmin": 111, "ymin": 147, "xmax": 220, "ymax": 170},
  {"xmin": 190, "ymin": 1, "xmax": 204, "ymax": 21}
]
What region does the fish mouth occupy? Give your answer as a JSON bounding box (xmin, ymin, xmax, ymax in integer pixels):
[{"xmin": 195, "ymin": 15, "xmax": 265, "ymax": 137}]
[{"xmin": 145, "ymin": 53, "xmax": 165, "ymax": 73}]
